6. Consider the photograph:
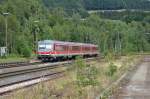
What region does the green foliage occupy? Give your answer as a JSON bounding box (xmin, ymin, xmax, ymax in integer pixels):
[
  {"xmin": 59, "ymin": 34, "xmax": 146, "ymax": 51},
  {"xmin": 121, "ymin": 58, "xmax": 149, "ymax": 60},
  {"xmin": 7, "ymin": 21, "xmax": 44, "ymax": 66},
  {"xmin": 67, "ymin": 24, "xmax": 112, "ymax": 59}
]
[
  {"xmin": 106, "ymin": 63, "xmax": 117, "ymax": 77},
  {"xmin": 99, "ymin": 11, "xmax": 150, "ymax": 23},
  {"xmin": 43, "ymin": 0, "xmax": 150, "ymax": 11},
  {"xmin": 0, "ymin": 0, "xmax": 149, "ymax": 58},
  {"xmin": 75, "ymin": 57, "xmax": 99, "ymax": 87},
  {"xmin": 16, "ymin": 39, "xmax": 32, "ymax": 58}
]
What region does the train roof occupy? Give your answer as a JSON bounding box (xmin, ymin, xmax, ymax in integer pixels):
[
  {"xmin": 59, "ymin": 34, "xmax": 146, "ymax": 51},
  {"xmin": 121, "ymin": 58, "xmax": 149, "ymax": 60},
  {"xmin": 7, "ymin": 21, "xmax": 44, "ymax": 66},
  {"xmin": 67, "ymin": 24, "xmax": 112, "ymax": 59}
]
[{"xmin": 38, "ymin": 40, "xmax": 98, "ymax": 47}]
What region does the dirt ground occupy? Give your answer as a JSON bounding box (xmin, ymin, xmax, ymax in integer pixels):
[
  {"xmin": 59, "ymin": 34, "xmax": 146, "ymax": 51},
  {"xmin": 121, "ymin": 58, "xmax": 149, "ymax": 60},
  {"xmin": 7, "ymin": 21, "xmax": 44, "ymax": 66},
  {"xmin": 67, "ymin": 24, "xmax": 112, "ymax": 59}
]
[{"xmin": 110, "ymin": 55, "xmax": 150, "ymax": 99}]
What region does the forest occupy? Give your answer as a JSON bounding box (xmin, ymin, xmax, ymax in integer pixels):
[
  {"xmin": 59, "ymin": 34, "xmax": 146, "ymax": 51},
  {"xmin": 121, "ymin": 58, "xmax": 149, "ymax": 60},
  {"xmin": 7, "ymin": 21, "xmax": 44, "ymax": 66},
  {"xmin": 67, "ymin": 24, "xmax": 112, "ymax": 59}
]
[
  {"xmin": 43, "ymin": 0, "xmax": 150, "ymax": 10},
  {"xmin": 43, "ymin": 0, "xmax": 150, "ymax": 17},
  {"xmin": 0, "ymin": 0, "xmax": 149, "ymax": 57}
]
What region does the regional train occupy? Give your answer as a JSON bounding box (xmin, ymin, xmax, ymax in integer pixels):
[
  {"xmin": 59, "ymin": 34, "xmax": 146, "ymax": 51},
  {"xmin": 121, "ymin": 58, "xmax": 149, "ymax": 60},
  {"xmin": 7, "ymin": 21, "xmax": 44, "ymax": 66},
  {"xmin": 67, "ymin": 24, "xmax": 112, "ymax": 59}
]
[{"xmin": 37, "ymin": 40, "xmax": 99, "ymax": 61}]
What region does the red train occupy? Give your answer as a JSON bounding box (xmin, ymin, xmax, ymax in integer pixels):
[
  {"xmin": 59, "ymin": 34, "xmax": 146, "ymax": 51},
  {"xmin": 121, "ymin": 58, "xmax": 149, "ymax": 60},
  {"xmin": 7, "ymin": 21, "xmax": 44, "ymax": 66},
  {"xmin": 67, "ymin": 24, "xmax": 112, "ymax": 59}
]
[{"xmin": 37, "ymin": 40, "xmax": 99, "ymax": 61}]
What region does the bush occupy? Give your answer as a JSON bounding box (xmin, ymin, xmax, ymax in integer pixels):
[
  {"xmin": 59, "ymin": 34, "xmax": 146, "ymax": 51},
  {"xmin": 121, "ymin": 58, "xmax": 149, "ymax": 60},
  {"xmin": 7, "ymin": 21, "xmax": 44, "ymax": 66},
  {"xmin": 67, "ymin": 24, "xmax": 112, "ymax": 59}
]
[
  {"xmin": 75, "ymin": 57, "xmax": 99, "ymax": 87},
  {"xmin": 16, "ymin": 40, "xmax": 32, "ymax": 58},
  {"xmin": 21, "ymin": 46, "xmax": 32, "ymax": 58},
  {"xmin": 107, "ymin": 63, "xmax": 117, "ymax": 77}
]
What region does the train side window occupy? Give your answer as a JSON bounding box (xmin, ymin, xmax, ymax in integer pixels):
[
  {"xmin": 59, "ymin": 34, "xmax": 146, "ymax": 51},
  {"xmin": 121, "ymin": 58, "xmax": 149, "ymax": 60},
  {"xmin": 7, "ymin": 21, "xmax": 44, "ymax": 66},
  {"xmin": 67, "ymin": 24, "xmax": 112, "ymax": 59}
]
[
  {"xmin": 55, "ymin": 45, "xmax": 67, "ymax": 51},
  {"xmin": 83, "ymin": 46, "xmax": 86, "ymax": 51},
  {"xmin": 95, "ymin": 47, "xmax": 98, "ymax": 51},
  {"xmin": 92, "ymin": 47, "xmax": 96, "ymax": 51},
  {"xmin": 72, "ymin": 46, "xmax": 80, "ymax": 51},
  {"xmin": 92, "ymin": 47, "xmax": 98, "ymax": 51},
  {"xmin": 85, "ymin": 46, "xmax": 90, "ymax": 51}
]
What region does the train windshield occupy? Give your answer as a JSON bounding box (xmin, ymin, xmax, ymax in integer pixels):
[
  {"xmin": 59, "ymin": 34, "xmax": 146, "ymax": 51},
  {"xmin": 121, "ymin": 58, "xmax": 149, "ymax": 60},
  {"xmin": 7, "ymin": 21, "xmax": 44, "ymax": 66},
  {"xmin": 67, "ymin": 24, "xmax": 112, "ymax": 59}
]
[{"xmin": 38, "ymin": 43, "xmax": 53, "ymax": 51}]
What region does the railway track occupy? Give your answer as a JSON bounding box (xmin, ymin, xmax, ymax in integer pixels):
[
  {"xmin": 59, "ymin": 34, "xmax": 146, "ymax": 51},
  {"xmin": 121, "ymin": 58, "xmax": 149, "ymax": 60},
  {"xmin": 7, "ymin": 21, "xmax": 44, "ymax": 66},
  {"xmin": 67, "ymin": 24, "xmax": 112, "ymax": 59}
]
[
  {"xmin": 0, "ymin": 57, "xmax": 98, "ymax": 95},
  {"xmin": 0, "ymin": 71, "xmax": 65, "ymax": 95},
  {"xmin": 0, "ymin": 61, "xmax": 43, "ymax": 69}
]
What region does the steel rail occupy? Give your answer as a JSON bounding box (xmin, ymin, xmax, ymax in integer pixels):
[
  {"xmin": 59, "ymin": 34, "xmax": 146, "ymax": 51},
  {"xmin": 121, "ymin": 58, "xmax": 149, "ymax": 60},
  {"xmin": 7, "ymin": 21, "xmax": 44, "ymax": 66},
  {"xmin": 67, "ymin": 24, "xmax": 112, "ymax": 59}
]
[
  {"xmin": 0, "ymin": 63, "xmax": 68, "ymax": 79},
  {"xmin": 0, "ymin": 61, "xmax": 73, "ymax": 77},
  {"xmin": 0, "ymin": 71, "xmax": 65, "ymax": 95},
  {"xmin": 0, "ymin": 69, "xmax": 66, "ymax": 87},
  {"xmin": 0, "ymin": 57, "xmax": 98, "ymax": 77},
  {"xmin": 0, "ymin": 57, "xmax": 98, "ymax": 95},
  {"xmin": 0, "ymin": 61, "xmax": 42, "ymax": 69}
]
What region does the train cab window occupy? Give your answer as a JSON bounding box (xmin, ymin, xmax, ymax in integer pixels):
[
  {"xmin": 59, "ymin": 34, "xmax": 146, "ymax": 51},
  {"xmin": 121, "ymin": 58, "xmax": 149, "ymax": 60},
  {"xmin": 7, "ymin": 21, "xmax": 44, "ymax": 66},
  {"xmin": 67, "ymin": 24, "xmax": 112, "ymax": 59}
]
[
  {"xmin": 38, "ymin": 44, "xmax": 47, "ymax": 51},
  {"xmin": 45, "ymin": 44, "xmax": 53, "ymax": 50},
  {"xmin": 39, "ymin": 45, "xmax": 45, "ymax": 50},
  {"xmin": 38, "ymin": 43, "xmax": 53, "ymax": 51}
]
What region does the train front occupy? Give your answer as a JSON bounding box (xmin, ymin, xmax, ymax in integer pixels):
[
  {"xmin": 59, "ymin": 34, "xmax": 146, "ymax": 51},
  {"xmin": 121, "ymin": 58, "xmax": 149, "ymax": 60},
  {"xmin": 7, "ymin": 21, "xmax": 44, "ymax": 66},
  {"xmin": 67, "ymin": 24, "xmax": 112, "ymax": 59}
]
[{"xmin": 37, "ymin": 40, "xmax": 54, "ymax": 60}]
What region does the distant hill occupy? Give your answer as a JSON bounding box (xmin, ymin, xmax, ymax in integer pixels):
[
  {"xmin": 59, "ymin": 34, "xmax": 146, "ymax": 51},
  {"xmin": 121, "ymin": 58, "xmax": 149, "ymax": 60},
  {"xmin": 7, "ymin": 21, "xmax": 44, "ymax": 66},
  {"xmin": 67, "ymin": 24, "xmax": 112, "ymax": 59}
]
[{"xmin": 43, "ymin": 0, "xmax": 150, "ymax": 10}]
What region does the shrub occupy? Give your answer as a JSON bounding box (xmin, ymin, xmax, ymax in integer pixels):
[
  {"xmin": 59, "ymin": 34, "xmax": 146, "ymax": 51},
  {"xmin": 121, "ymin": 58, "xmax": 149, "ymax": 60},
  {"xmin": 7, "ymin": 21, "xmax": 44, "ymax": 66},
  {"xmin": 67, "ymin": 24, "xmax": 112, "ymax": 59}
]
[
  {"xmin": 107, "ymin": 63, "xmax": 117, "ymax": 77},
  {"xmin": 21, "ymin": 45, "xmax": 32, "ymax": 58},
  {"xmin": 16, "ymin": 40, "xmax": 32, "ymax": 58},
  {"xmin": 75, "ymin": 57, "xmax": 99, "ymax": 87}
]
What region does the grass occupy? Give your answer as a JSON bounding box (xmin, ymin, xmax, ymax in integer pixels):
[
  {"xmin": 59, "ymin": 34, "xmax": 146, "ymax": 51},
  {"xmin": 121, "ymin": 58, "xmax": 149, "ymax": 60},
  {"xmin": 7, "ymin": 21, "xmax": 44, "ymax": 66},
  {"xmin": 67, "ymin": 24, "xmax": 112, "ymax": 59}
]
[
  {"xmin": 0, "ymin": 57, "xmax": 28, "ymax": 63},
  {"xmin": 0, "ymin": 54, "xmax": 31, "ymax": 63},
  {"xmin": 1, "ymin": 55, "xmax": 142, "ymax": 99}
]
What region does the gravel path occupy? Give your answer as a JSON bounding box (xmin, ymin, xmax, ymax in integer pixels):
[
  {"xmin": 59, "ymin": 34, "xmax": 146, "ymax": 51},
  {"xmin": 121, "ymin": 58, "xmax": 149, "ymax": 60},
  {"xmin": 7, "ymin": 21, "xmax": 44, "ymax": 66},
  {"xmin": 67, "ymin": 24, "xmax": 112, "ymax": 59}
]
[{"xmin": 110, "ymin": 56, "xmax": 150, "ymax": 99}]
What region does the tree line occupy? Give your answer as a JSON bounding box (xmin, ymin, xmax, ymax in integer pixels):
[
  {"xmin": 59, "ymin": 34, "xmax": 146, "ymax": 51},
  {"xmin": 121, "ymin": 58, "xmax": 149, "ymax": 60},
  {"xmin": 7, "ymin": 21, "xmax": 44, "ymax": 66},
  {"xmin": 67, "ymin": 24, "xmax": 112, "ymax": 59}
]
[
  {"xmin": 43, "ymin": 0, "xmax": 150, "ymax": 10},
  {"xmin": 43, "ymin": 0, "xmax": 150, "ymax": 17},
  {"xmin": 0, "ymin": 0, "xmax": 149, "ymax": 57}
]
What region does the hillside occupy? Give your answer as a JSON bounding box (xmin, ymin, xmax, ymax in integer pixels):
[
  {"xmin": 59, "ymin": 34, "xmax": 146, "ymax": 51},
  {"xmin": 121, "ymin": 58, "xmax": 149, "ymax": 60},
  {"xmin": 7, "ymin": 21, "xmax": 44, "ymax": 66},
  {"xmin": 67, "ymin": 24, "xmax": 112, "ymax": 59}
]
[{"xmin": 43, "ymin": 0, "xmax": 150, "ymax": 10}]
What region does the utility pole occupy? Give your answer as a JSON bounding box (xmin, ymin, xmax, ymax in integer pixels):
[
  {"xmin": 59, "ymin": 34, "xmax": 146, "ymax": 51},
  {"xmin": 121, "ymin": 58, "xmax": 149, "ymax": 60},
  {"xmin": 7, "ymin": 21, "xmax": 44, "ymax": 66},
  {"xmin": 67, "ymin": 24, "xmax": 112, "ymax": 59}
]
[
  {"xmin": 34, "ymin": 20, "xmax": 39, "ymax": 53},
  {"xmin": 3, "ymin": 12, "xmax": 9, "ymax": 55}
]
